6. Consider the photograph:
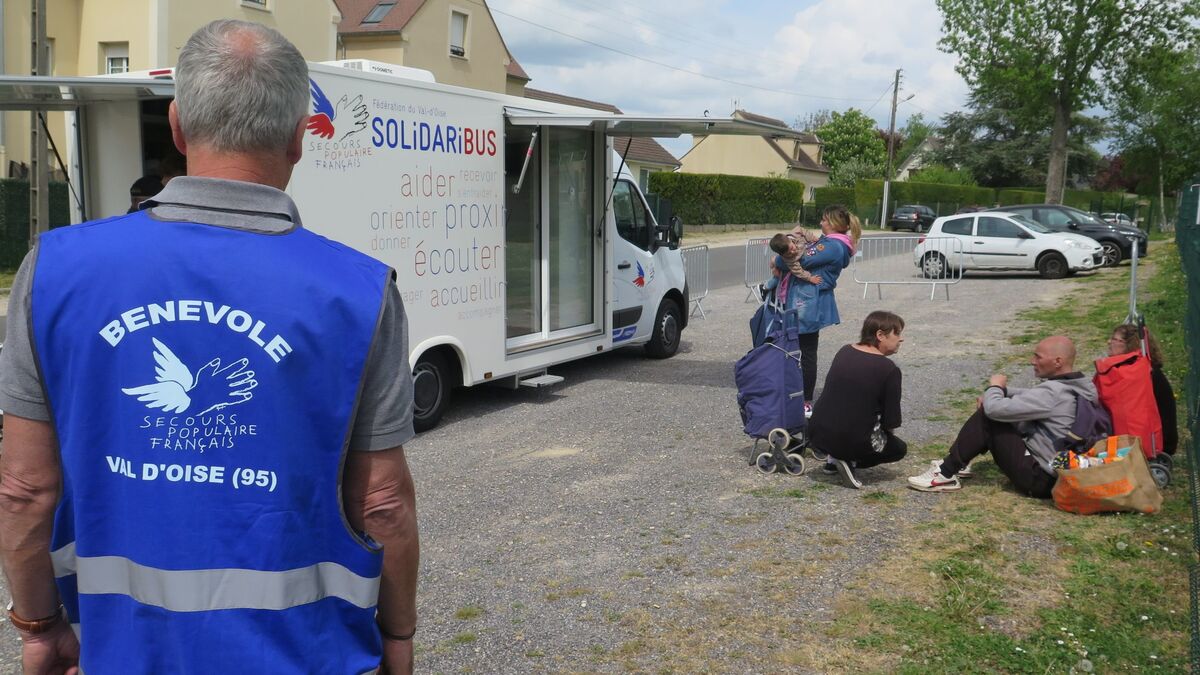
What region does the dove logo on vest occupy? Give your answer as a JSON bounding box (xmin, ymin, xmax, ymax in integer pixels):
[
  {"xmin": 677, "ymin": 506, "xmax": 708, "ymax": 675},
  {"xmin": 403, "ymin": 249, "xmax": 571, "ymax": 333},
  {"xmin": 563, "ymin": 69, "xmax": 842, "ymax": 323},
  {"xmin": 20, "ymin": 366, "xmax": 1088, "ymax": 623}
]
[{"xmin": 123, "ymin": 338, "xmax": 256, "ymax": 416}]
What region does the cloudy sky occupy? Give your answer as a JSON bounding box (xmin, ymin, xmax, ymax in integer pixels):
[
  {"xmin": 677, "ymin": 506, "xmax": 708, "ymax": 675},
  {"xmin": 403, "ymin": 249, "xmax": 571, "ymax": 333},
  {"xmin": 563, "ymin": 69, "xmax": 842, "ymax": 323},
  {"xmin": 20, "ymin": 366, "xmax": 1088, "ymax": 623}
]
[{"xmin": 490, "ymin": 0, "xmax": 970, "ymax": 156}]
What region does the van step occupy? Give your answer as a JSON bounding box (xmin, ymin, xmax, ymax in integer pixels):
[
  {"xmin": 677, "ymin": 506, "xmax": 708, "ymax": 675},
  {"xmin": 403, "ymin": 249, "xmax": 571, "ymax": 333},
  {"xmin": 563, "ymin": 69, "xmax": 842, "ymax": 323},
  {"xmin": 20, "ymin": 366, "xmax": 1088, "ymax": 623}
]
[{"xmin": 518, "ymin": 374, "xmax": 564, "ymax": 388}]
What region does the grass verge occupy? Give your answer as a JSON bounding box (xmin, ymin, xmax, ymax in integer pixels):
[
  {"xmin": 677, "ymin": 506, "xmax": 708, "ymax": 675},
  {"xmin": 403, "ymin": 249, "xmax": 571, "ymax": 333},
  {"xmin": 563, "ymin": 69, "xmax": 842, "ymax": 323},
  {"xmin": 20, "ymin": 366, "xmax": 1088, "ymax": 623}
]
[{"xmin": 813, "ymin": 243, "xmax": 1191, "ymax": 673}]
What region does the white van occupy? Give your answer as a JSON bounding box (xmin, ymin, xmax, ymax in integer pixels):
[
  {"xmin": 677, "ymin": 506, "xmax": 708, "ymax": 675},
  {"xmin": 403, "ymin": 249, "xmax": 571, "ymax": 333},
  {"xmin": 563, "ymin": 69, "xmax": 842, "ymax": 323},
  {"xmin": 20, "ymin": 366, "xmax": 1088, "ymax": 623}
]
[{"xmin": 0, "ymin": 63, "xmax": 778, "ymax": 430}]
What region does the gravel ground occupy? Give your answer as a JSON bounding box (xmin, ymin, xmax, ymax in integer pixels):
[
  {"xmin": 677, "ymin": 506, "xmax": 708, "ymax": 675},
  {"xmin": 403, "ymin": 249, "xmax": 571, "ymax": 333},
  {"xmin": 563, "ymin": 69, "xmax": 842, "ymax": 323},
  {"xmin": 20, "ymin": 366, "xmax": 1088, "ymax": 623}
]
[
  {"xmin": 0, "ymin": 259, "xmax": 1090, "ymax": 672},
  {"xmin": 404, "ymin": 263, "xmax": 1084, "ymax": 672}
]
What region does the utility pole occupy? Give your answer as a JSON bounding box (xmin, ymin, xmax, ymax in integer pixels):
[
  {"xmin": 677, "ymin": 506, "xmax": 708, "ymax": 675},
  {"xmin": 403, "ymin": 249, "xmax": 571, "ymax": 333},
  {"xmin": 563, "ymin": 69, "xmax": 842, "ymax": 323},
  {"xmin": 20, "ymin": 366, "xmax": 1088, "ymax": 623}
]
[
  {"xmin": 30, "ymin": 0, "xmax": 50, "ymax": 245},
  {"xmin": 880, "ymin": 69, "xmax": 900, "ymax": 229}
]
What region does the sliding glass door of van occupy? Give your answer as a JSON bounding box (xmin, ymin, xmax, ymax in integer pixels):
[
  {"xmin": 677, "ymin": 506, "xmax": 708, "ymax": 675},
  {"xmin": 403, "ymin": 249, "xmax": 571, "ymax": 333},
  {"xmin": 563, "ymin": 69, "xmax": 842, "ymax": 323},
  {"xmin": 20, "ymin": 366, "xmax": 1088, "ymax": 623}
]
[{"xmin": 505, "ymin": 123, "xmax": 602, "ymax": 351}]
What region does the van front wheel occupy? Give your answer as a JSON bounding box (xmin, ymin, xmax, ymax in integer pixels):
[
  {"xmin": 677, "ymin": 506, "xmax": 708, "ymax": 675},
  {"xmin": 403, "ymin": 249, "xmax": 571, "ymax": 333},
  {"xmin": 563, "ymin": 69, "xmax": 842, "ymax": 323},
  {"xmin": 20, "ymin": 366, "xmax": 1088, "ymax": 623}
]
[
  {"xmin": 645, "ymin": 299, "xmax": 682, "ymax": 359},
  {"xmin": 412, "ymin": 351, "xmax": 454, "ymax": 432}
]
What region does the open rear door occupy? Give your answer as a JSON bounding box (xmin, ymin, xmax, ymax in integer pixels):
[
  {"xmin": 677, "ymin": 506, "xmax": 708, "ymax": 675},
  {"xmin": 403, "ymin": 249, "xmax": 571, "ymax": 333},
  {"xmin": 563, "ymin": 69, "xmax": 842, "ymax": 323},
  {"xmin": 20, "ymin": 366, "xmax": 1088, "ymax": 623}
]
[{"xmin": 0, "ymin": 76, "xmax": 175, "ymax": 223}]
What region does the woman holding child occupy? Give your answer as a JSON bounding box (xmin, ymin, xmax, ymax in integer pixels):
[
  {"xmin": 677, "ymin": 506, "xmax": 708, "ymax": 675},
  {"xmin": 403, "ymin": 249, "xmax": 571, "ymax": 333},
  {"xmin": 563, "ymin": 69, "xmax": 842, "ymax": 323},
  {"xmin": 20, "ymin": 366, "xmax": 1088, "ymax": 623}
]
[
  {"xmin": 769, "ymin": 204, "xmax": 860, "ymax": 415},
  {"xmin": 808, "ymin": 311, "xmax": 909, "ymax": 489}
]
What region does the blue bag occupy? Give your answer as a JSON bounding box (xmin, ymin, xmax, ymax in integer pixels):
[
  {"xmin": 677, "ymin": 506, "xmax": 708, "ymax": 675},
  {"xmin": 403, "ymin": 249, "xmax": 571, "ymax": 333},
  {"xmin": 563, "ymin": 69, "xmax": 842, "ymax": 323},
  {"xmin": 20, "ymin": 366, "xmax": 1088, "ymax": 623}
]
[{"xmin": 735, "ymin": 309, "xmax": 806, "ymax": 439}]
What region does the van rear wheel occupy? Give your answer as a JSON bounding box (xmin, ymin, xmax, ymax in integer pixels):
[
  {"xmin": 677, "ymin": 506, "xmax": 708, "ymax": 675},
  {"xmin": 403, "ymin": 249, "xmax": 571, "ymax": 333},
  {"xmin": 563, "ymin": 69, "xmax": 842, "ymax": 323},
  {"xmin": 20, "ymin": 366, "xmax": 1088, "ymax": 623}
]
[{"xmin": 412, "ymin": 351, "xmax": 454, "ymax": 432}]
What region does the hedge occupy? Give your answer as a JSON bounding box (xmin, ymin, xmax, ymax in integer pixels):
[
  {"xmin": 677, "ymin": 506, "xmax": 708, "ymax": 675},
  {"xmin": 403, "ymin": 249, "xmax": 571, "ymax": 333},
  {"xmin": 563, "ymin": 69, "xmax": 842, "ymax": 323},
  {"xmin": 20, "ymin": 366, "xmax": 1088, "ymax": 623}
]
[
  {"xmin": 995, "ymin": 188, "xmax": 1044, "ymax": 205},
  {"xmin": 0, "ymin": 180, "xmax": 70, "ymax": 269},
  {"xmin": 812, "ymin": 186, "xmax": 856, "ymax": 212},
  {"xmin": 648, "ymin": 172, "xmax": 804, "ymax": 225},
  {"xmin": 855, "ymin": 179, "xmax": 995, "ymax": 213}
]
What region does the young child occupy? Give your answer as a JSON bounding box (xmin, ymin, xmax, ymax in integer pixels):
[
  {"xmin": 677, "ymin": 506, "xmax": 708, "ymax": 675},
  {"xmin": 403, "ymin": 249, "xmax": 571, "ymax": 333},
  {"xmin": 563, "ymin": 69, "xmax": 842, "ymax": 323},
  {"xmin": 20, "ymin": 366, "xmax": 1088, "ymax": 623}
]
[{"xmin": 766, "ymin": 226, "xmax": 823, "ymax": 295}]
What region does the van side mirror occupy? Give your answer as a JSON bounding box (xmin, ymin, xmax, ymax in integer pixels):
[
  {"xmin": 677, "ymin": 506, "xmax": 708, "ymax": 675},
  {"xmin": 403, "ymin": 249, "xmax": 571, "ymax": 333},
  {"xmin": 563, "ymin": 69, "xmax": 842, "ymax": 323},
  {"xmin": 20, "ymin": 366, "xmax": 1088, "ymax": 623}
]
[{"xmin": 653, "ymin": 216, "xmax": 681, "ymax": 251}]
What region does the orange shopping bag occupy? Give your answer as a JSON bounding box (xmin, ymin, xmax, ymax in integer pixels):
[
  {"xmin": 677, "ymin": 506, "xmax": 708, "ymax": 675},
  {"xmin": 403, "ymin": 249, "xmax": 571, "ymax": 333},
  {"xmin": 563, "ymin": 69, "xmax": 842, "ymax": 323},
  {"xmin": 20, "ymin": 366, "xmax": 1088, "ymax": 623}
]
[{"xmin": 1052, "ymin": 435, "xmax": 1162, "ymax": 515}]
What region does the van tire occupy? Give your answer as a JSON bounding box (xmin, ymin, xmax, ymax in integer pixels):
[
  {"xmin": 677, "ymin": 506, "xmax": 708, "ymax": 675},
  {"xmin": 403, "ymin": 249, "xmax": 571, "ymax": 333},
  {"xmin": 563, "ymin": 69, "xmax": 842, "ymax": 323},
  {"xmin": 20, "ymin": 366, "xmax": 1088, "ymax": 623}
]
[
  {"xmin": 645, "ymin": 299, "xmax": 682, "ymax": 359},
  {"xmin": 1037, "ymin": 253, "xmax": 1068, "ymax": 279},
  {"xmin": 412, "ymin": 351, "xmax": 454, "ymax": 432}
]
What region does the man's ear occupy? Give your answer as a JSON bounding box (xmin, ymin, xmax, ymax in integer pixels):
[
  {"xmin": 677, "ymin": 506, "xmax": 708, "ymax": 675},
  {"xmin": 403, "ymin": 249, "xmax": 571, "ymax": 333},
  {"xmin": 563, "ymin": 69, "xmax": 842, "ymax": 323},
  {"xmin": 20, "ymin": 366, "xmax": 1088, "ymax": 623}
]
[
  {"xmin": 286, "ymin": 116, "xmax": 307, "ymax": 166},
  {"xmin": 168, "ymin": 101, "xmax": 187, "ymax": 156}
]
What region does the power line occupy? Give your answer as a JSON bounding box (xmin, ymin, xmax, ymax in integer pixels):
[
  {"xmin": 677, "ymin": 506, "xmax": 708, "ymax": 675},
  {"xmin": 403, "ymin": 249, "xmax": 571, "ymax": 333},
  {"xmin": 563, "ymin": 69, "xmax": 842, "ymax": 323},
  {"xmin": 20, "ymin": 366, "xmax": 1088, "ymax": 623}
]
[
  {"xmin": 864, "ymin": 80, "xmax": 897, "ymax": 115},
  {"xmin": 510, "ymin": 0, "xmax": 803, "ymax": 76},
  {"xmin": 483, "ymin": 0, "xmax": 791, "ymax": 84},
  {"xmin": 487, "ymin": 5, "xmax": 879, "ymax": 103}
]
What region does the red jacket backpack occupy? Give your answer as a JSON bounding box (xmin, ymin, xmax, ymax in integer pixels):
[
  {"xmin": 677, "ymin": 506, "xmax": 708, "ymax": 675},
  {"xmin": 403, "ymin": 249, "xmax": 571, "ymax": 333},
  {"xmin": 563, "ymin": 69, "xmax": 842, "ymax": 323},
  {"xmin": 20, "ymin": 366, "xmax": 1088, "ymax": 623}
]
[{"xmin": 1094, "ymin": 350, "xmax": 1163, "ymax": 457}]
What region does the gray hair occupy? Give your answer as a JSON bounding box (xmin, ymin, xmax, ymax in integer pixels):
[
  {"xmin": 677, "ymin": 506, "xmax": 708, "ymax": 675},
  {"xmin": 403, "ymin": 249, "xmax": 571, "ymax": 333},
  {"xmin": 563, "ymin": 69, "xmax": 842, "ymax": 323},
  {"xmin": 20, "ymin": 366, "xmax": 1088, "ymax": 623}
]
[{"xmin": 175, "ymin": 19, "xmax": 309, "ymax": 153}]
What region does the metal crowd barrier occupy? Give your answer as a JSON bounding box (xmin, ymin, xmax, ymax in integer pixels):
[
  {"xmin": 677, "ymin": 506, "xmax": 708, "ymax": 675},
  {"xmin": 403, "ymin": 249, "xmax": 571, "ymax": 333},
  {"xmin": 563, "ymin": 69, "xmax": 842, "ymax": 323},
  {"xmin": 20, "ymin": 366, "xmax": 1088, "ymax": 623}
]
[
  {"xmin": 681, "ymin": 244, "xmax": 709, "ymax": 319},
  {"xmin": 852, "ymin": 235, "xmax": 965, "ymax": 300},
  {"xmin": 744, "ymin": 237, "xmax": 773, "ymax": 301}
]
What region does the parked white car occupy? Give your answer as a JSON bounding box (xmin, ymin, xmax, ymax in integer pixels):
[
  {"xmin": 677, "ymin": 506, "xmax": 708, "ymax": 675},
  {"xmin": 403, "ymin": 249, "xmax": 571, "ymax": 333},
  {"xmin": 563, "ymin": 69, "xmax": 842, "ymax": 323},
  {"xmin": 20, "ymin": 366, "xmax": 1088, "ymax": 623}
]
[
  {"xmin": 913, "ymin": 212, "xmax": 1104, "ymax": 279},
  {"xmin": 1101, "ymin": 212, "xmax": 1135, "ymax": 227}
]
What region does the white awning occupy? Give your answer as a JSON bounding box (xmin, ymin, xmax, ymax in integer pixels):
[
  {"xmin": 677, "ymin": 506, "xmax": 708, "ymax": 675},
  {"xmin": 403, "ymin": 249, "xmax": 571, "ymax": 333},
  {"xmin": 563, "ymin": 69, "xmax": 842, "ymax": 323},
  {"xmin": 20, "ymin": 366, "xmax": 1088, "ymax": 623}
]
[
  {"xmin": 0, "ymin": 76, "xmax": 174, "ymax": 111},
  {"xmin": 503, "ymin": 108, "xmax": 805, "ymax": 139}
]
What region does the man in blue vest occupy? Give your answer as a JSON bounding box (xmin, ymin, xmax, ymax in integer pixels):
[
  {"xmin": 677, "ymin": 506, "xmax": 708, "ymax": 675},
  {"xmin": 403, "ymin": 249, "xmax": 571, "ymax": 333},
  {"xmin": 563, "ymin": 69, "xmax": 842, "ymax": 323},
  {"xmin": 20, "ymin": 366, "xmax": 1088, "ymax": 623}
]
[{"xmin": 0, "ymin": 19, "xmax": 418, "ymax": 674}]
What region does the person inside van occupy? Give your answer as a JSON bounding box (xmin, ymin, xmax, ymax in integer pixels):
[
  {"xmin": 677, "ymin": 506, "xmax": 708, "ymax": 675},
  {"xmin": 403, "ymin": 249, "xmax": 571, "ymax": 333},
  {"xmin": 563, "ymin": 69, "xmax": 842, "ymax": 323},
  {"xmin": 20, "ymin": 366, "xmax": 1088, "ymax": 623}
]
[{"xmin": 127, "ymin": 174, "xmax": 164, "ymax": 213}]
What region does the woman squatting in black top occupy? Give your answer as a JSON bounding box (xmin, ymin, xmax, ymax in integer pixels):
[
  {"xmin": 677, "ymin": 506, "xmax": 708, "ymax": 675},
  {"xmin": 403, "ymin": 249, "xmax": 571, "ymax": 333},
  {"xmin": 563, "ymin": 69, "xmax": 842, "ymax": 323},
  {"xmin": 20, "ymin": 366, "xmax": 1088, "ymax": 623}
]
[{"xmin": 808, "ymin": 311, "xmax": 908, "ymax": 488}]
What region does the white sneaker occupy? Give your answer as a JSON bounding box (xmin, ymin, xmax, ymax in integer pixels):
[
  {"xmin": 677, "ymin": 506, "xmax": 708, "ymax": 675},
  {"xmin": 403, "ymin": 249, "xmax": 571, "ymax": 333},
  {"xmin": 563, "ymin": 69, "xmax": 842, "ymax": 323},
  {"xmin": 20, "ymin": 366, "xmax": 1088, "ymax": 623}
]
[
  {"xmin": 908, "ymin": 465, "xmax": 961, "ymax": 492},
  {"xmin": 804, "ymin": 402, "xmax": 814, "ymax": 419},
  {"xmin": 927, "ymin": 459, "xmax": 973, "ymax": 479}
]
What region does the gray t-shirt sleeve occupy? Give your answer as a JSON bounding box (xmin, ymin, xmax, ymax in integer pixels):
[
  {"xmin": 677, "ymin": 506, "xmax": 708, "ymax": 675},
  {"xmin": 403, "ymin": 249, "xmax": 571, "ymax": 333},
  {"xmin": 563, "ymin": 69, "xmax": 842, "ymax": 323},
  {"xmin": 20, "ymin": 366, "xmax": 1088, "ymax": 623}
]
[
  {"xmin": 349, "ymin": 279, "xmax": 415, "ymax": 451},
  {"xmin": 0, "ymin": 246, "xmax": 50, "ymax": 421}
]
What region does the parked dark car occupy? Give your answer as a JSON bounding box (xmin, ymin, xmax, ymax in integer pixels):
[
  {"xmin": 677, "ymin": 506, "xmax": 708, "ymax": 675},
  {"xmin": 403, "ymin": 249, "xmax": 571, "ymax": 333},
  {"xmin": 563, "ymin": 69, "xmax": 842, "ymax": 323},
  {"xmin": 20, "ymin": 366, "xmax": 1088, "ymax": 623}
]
[
  {"xmin": 991, "ymin": 204, "xmax": 1148, "ymax": 266},
  {"xmin": 888, "ymin": 205, "xmax": 937, "ymax": 232}
]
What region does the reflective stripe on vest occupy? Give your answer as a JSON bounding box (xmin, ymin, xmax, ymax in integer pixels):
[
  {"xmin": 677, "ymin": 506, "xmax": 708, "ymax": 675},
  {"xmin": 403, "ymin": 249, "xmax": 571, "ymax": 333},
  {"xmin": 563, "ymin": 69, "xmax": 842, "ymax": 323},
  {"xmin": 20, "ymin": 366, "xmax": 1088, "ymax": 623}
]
[{"xmin": 52, "ymin": 542, "xmax": 381, "ymax": 611}]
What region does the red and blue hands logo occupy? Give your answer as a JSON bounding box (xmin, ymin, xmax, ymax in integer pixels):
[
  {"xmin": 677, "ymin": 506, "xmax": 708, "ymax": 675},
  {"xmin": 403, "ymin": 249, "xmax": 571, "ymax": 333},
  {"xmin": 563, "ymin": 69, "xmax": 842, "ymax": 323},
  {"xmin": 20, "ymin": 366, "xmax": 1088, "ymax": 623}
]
[
  {"xmin": 306, "ymin": 79, "xmax": 368, "ymax": 141},
  {"xmin": 633, "ymin": 261, "xmax": 646, "ymax": 287}
]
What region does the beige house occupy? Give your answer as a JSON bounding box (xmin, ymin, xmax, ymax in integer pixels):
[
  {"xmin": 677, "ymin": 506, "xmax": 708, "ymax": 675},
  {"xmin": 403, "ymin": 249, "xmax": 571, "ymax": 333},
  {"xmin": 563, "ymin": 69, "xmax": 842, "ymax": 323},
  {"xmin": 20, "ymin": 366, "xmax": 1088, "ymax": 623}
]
[
  {"xmin": 2, "ymin": 0, "xmax": 343, "ymax": 173},
  {"xmin": 335, "ymin": 0, "xmax": 529, "ymax": 96},
  {"xmin": 523, "ymin": 88, "xmax": 680, "ymax": 191},
  {"xmin": 679, "ymin": 110, "xmax": 829, "ymax": 199},
  {"xmin": 895, "ymin": 136, "xmax": 943, "ymax": 181}
]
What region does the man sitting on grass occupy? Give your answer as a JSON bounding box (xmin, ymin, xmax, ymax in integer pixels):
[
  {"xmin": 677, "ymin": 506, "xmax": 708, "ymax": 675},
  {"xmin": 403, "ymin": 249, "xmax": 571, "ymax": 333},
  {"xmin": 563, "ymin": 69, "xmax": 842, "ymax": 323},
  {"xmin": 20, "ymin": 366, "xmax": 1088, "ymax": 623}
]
[{"xmin": 908, "ymin": 335, "xmax": 1097, "ymax": 498}]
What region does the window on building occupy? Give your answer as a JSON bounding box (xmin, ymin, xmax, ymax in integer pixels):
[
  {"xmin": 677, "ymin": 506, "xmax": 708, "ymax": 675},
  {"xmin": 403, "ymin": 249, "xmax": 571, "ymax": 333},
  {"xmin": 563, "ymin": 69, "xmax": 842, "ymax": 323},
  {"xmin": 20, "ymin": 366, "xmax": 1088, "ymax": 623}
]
[
  {"xmin": 104, "ymin": 42, "xmax": 129, "ymax": 74},
  {"xmin": 363, "ymin": 1, "xmax": 396, "ymax": 24},
  {"xmin": 450, "ymin": 10, "xmax": 468, "ymax": 57}
]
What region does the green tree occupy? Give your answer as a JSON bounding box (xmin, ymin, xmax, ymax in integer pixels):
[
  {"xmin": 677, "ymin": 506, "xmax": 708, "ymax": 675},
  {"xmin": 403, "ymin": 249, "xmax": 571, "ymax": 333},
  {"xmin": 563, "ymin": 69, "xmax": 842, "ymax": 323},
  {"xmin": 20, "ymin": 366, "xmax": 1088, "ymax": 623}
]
[
  {"xmin": 815, "ymin": 109, "xmax": 887, "ymax": 174},
  {"xmin": 932, "ymin": 93, "xmax": 1104, "ymax": 189},
  {"xmin": 936, "ymin": 0, "xmax": 1198, "ymax": 203},
  {"xmin": 895, "ymin": 113, "xmax": 933, "ymax": 168},
  {"xmin": 828, "ymin": 158, "xmax": 885, "ymax": 188},
  {"xmin": 911, "ymin": 164, "xmax": 976, "ymax": 186},
  {"xmin": 1109, "ymin": 46, "xmax": 1200, "ymax": 225}
]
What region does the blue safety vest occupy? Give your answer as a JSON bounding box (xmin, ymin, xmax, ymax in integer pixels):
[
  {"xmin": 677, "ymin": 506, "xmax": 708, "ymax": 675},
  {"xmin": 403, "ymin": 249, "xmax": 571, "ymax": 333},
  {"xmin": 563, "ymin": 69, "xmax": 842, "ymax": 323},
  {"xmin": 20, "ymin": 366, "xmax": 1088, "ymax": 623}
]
[{"xmin": 31, "ymin": 210, "xmax": 391, "ymax": 674}]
